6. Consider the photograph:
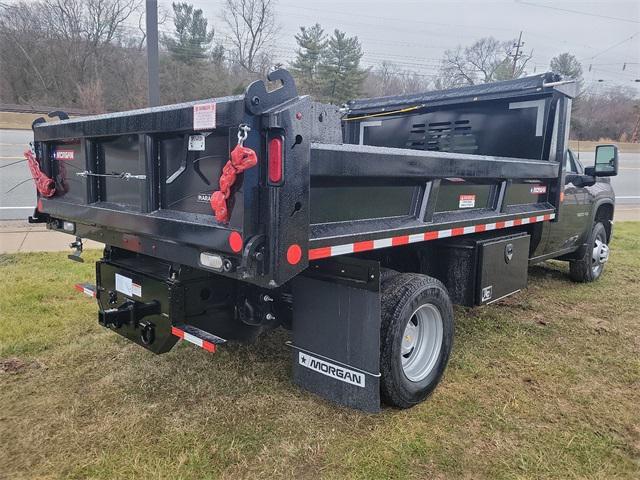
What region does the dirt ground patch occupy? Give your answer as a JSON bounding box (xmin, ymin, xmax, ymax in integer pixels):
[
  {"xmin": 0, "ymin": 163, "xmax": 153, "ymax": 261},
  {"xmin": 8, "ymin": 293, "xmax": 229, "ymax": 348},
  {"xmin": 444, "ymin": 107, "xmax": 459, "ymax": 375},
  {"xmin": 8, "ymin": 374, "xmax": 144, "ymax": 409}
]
[{"xmin": 0, "ymin": 357, "xmax": 28, "ymax": 373}]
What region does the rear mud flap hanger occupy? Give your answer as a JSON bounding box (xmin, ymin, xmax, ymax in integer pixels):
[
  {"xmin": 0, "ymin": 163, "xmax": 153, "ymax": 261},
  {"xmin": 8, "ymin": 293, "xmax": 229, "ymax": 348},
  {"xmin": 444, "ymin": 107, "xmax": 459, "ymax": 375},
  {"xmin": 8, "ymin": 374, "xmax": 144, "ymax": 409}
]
[{"xmin": 244, "ymin": 69, "xmax": 298, "ymax": 115}]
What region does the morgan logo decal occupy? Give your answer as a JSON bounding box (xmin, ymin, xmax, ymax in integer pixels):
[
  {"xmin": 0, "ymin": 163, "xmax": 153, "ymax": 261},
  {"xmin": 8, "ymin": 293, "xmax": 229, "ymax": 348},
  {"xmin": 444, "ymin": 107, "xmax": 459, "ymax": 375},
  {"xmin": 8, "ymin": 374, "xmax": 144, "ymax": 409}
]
[
  {"xmin": 54, "ymin": 149, "xmax": 74, "ymax": 161},
  {"xmin": 299, "ymin": 352, "xmax": 365, "ymax": 388},
  {"xmin": 530, "ymin": 185, "xmax": 547, "ymax": 194},
  {"xmin": 197, "ymin": 193, "xmax": 212, "ymax": 203}
]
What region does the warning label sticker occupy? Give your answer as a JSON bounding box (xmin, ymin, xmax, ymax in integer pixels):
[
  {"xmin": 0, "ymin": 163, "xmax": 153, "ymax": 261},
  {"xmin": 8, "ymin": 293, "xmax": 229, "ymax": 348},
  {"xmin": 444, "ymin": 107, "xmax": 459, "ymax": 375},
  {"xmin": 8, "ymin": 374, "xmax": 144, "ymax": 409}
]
[
  {"xmin": 188, "ymin": 134, "xmax": 206, "ymax": 151},
  {"xmin": 193, "ymin": 103, "xmax": 216, "ymax": 131},
  {"xmin": 54, "ymin": 149, "xmax": 74, "ymax": 161},
  {"xmin": 115, "ymin": 273, "xmax": 142, "ymax": 298},
  {"xmin": 459, "ymin": 194, "xmax": 476, "ymax": 208}
]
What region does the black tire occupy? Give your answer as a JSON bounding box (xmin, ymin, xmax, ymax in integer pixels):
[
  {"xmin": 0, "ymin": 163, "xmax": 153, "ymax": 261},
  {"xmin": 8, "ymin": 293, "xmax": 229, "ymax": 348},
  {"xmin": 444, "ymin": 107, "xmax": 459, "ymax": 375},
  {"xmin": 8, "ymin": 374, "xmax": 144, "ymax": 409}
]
[
  {"xmin": 380, "ymin": 267, "xmax": 400, "ymax": 286},
  {"xmin": 569, "ymin": 222, "xmax": 609, "ymax": 283},
  {"xmin": 380, "ymin": 273, "xmax": 454, "ymax": 409}
]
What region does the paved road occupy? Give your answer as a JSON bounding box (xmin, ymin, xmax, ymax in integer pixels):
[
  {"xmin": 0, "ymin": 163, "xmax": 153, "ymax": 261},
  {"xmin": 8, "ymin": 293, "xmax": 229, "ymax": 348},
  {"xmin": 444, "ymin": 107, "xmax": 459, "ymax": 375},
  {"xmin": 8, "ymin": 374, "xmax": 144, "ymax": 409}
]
[
  {"xmin": 575, "ymin": 150, "xmax": 640, "ymax": 206},
  {"xmin": 1, "ymin": 128, "xmax": 638, "ymax": 220},
  {"xmin": 0, "ymin": 129, "xmax": 36, "ymax": 220}
]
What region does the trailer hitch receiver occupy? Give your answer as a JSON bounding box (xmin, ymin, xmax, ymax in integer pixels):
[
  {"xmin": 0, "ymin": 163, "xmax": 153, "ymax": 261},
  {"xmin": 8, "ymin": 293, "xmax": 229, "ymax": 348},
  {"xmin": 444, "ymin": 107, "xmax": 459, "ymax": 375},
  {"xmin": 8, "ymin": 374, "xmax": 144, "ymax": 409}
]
[{"xmin": 99, "ymin": 299, "xmax": 160, "ymax": 329}]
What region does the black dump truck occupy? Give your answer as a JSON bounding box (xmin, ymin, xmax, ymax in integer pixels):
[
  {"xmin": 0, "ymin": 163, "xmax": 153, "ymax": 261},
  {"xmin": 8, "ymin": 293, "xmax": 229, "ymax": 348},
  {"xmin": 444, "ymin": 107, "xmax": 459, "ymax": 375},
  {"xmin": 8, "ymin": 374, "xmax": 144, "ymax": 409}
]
[{"xmin": 27, "ymin": 70, "xmax": 618, "ymax": 412}]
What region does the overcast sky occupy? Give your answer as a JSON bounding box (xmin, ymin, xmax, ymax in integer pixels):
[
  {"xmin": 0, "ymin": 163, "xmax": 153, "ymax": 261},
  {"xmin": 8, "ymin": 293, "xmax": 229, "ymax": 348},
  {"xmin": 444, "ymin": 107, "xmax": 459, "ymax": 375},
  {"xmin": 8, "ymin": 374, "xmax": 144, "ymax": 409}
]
[{"xmin": 161, "ymin": 0, "xmax": 640, "ymax": 92}]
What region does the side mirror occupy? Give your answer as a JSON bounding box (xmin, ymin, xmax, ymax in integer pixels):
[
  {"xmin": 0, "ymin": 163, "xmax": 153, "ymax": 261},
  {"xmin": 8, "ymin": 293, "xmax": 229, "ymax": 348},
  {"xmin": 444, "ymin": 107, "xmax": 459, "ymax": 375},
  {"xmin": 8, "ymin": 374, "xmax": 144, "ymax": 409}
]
[{"xmin": 586, "ymin": 144, "xmax": 618, "ymax": 177}]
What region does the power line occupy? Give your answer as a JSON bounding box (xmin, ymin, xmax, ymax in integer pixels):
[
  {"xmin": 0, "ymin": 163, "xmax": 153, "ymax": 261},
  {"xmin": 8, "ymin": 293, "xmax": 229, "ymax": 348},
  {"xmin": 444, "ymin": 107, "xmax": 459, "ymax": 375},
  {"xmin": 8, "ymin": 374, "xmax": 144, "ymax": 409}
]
[
  {"xmin": 129, "ymin": 5, "xmax": 623, "ymax": 68},
  {"xmin": 516, "ymin": 0, "xmax": 640, "ymax": 24},
  {"xmin": 118, "ymin": 6, "xmax": 640, "ymax": 89},
  {"xmin": 580, "ymin": 31, "xmax": 640, "ymax": 61},
  {"xmin": 193, "ymin": 0, "xmax": 604, "ymax": 52}
]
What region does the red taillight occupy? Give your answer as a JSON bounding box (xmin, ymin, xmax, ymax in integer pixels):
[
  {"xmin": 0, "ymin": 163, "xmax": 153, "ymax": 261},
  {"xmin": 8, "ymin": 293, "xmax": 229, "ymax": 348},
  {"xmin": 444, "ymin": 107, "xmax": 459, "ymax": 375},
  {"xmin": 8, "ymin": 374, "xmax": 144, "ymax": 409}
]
[{"xmin": 268, "ymin": 137, "xmax": 283, "ymax": 184}]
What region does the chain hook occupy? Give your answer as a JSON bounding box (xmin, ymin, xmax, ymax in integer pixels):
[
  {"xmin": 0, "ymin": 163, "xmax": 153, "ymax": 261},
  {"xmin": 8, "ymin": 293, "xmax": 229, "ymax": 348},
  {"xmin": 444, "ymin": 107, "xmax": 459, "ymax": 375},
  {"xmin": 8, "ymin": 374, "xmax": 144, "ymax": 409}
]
[{"xmin": 237, "ymin": 124, "xmax": 251, "ymax": 147}]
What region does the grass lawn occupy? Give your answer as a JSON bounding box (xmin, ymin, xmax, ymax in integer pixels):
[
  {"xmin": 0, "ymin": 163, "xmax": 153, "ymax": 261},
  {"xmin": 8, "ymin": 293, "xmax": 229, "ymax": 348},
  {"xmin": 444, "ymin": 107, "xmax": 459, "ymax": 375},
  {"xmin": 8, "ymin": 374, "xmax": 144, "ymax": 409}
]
[{"xmin": 1, "ymin": 223, "xmax": 639, "ymax": 479}]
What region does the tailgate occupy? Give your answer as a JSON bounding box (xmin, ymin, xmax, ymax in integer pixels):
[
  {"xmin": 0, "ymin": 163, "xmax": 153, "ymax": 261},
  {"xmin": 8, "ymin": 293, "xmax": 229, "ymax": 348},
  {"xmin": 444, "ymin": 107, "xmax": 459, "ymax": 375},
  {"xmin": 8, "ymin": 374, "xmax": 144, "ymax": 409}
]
[{"xmin": 31, "ymin": 70, "xmax": 311, "ymax": 288}]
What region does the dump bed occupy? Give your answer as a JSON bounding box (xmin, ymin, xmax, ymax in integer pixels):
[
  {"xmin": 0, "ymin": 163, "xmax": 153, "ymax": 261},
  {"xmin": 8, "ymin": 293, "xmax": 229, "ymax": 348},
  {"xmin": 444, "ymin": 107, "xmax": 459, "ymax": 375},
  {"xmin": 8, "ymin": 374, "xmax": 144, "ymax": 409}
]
[{"xmin": 30, "ymin": 70, "xmax": 574, "ymax": 287}]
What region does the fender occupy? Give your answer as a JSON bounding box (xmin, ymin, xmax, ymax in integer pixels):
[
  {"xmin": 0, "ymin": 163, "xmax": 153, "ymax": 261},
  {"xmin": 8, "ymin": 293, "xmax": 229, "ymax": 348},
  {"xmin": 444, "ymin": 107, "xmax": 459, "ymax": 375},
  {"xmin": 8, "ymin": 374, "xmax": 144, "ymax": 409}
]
[
  {"xmin": 589, "ymin": 197, "xmax": 615, "ymax": 238},
  {"xmin": 571, "ymin": 197, "xmax": 615, "ymax": 261}
]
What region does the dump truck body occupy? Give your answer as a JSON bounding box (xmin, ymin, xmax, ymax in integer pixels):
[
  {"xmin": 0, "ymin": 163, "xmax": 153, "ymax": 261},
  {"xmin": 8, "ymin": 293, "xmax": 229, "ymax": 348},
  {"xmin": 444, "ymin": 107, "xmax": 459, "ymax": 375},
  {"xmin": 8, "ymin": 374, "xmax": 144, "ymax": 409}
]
[{"xmin": 28, "ymin": 71, "xmax": 616, "ymax": 411}]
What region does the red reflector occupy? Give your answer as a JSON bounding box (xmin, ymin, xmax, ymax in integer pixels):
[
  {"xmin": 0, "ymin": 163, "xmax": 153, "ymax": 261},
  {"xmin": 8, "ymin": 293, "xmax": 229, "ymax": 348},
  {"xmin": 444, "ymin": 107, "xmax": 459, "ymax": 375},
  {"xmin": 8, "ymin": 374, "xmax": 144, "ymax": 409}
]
[
  {"xmin": 286, "ymin": 244, "xmax": 302, "ymax": 265},
  {"xmin": 268, "ymin": 137, "xmax": 283, "ymax": 184},
  {"xmin": 229, "ymin": 231, "xmax": 243, "ymax": 253}
]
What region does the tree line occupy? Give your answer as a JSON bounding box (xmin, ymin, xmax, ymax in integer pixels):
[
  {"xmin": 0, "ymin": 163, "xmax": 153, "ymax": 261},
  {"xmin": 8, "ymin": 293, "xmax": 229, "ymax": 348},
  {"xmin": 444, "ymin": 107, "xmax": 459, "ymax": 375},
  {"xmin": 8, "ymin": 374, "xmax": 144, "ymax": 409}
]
[{"xmin": 0, "ymin": 0, "xmax": 637, "ymax": 141}]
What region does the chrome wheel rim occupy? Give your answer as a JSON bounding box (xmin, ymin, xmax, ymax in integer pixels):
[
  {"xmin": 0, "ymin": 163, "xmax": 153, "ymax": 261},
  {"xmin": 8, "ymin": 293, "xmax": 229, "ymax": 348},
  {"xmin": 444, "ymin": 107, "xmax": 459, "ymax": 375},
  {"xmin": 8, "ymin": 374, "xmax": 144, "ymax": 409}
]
[
  {"xmin": 401, "ymin": 304, "xmax": 443, "ymax": 382},
  {"xmin": 591, "ymin": 231, "xmax": 609, "ymax": 277}
]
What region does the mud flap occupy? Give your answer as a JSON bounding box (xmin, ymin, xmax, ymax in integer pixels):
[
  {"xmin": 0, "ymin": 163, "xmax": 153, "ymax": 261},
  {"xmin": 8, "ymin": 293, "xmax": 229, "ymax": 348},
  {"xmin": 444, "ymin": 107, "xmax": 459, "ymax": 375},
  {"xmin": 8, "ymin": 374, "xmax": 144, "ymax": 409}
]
[{"xmin": 290, "ymin": 257, "xmax": 381, "ymax": 412}]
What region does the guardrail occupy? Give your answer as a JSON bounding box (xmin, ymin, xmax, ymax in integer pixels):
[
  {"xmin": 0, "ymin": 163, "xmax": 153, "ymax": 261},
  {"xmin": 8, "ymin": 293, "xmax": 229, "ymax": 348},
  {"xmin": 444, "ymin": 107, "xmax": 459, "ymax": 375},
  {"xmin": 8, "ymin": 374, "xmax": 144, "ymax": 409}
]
[{"xmin": 0, "ymin": 103, "xmax": 89, "ymax": 115}]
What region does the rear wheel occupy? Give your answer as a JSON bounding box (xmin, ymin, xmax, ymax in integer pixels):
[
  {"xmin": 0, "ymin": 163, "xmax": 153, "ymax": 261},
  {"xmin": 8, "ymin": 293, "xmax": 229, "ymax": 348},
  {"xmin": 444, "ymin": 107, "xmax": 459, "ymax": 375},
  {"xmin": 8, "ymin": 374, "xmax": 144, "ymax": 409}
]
[
  {"xmin": 569, "ymin": 222, "xmax": 609, "ymax": 282},
  {"xmin": 380, "ymin": 273, "xmax": 454, "ymax": 408}
]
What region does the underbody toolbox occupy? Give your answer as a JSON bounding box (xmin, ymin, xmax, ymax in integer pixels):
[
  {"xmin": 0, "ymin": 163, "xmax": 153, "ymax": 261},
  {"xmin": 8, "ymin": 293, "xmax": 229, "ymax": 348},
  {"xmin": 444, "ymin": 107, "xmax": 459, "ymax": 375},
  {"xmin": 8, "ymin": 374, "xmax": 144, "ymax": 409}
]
[{"xmin": 429, "ymin": 233, "xmax": 531, "ymax": 306}]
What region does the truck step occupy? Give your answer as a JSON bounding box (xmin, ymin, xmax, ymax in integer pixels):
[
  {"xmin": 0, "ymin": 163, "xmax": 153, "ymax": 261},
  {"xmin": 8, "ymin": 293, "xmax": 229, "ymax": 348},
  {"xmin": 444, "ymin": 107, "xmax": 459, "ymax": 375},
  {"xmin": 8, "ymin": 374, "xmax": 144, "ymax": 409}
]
[
  {"xmin": 74, "ymin": 283, "xmax": 96, "ymax": 298},
  {"xmin": 171, "ymin": 323, "xmax": 226, "ymax": 353}
]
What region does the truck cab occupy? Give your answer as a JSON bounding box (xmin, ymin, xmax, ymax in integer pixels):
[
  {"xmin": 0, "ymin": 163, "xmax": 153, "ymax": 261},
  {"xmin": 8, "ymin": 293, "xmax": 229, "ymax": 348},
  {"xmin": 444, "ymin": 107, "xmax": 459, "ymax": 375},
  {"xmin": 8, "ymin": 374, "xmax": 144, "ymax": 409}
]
[{"xmin": 540, "ymin": 144, "xmax": 617, "ymax": 281}]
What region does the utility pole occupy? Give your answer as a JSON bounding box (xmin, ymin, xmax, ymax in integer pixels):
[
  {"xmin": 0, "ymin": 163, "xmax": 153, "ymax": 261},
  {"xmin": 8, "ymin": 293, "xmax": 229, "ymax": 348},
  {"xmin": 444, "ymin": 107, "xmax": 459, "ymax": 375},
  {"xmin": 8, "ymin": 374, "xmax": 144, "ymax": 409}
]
[
  {"xmin": 146, "ymin": 0, "xmax": 160, "ymax": 107},
  {"xmin": 511, "ymin": 31, "xmax": 525, "ymax": 78},
  {"xmin": 631, "ymin": 105, "xmax": 640, "ymax": 144}
]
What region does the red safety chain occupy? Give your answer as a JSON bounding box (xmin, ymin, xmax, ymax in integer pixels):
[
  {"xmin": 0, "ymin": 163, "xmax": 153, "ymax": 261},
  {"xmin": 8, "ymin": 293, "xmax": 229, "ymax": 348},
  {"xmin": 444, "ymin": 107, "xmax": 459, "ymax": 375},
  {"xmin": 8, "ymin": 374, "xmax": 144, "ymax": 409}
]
[
  {"xmin": 25, "ymin": 149, "xmax": 56, "ymax": 197},
  {"xmin": 210, "ymin": 127, "xmax": 258, "ymax": 223}
]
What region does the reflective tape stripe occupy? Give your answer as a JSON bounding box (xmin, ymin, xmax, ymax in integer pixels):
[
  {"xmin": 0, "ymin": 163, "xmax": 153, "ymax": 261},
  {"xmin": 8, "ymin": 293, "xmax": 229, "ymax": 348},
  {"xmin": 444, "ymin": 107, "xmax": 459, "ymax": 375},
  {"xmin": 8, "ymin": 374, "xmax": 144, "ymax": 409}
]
[
  {"xmin": 74, "ymin": 283, "xmax": 96, "ymax": 298},
  {"xmin": 308, "ymin": 213, "xmax": 555, "ymax": 260},
  {"xmin": 171, "ymin": 326, "xmax": 217, "ymax": 353}
]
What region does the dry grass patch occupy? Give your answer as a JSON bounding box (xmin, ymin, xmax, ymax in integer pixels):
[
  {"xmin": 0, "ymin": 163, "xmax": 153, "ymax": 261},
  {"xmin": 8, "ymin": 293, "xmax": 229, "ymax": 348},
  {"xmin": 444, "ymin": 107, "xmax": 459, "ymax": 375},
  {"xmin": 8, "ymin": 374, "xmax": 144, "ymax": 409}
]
[{"xmin": 1, "ymin": 224, "xmax": 639, "ymax": 479}]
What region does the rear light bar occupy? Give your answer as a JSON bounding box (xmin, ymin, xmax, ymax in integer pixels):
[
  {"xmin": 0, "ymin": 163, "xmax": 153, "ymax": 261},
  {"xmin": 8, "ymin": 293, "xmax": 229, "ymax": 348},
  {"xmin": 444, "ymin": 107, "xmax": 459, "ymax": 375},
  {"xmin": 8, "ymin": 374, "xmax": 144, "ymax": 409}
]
[{"xmin": 268, "ymin": 136, "xmax": 283, "ymax": 184}]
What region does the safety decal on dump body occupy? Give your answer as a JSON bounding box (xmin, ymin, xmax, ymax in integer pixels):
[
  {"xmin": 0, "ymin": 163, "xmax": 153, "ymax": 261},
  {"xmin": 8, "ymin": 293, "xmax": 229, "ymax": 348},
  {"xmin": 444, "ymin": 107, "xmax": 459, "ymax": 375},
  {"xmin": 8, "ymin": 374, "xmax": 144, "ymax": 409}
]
[
  {"xmin": 459, "ymin": 194, "xmax": 476, "ymax": 208},
  {"xmin": 54, "ymin": 149, "xmax": 74, "ymax": 161},
  {"xmin": 188, "ymin": 134, "xmax": 206, "ymax": 151},
  {"xmin": 115, "ymin": 273, "xmax": 141, "ymax": 298},
  {"xmin": 193, "ymin": 102, "xmax": 216, "ymax": 130},
  {"xmin": 299, "ymin": 352, "xmax": 365, "ymax": 388}
]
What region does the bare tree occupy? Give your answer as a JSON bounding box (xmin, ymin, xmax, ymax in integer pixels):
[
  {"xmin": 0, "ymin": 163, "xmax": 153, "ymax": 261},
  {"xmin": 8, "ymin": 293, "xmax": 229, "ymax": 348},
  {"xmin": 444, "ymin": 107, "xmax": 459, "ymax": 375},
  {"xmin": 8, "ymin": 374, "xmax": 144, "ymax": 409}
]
[
  {"xmin": 436, "ymin": 37, "xmax": 532, "ymax": 88},
  {"xmin": 0, "ymin": 0, "xmax": 143, "ymax": 109},
  {"xmin": 77, "ymin": 78, "xmax": 106, "ymax": 113},
  {"xmin": 136, "ymin": 3, "xmax": 169, "ymax": 50},
  {"xmin": 43, "ymin": 0, "xmax": 140, "ymax": 80},
  {"xmin": 222, "ymin": 0, "xmax": 279, "ymax": 74},
  {"xmin": 363, "ymin": 61, "xmax": 431, "ymax": 97},
  {"xmin": 572, "ymin": 86, "xmax": 639, "ymax": 141}
]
